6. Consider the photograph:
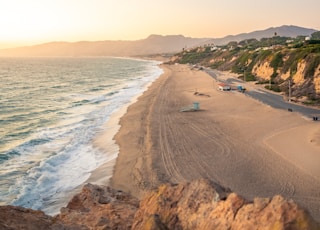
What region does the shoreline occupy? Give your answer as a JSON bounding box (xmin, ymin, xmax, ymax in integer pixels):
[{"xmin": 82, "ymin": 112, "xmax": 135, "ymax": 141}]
[
  {"xmin": 103, "ymin": 63, "xmax": 320, "ymax": 220},
  {"xmin": 86, "ymin": 61, "xmax": 165, "ymax": 187},
  {"xmin": 109, "ymin": 64, "xmax": 171, "ymax": 198}
]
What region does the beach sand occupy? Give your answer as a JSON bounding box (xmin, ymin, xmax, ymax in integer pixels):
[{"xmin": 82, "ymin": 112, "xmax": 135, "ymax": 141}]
[{"xmin": 107, "ymin": 63, "xmax": 320, "ymax": 221}]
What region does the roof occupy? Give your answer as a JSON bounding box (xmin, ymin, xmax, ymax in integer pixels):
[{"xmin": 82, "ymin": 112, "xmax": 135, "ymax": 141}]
[{"xmin": 218, "ymin": 83, "xmax": 229, "ymax": 87}]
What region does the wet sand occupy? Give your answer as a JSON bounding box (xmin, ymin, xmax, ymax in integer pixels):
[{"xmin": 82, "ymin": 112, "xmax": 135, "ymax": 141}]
[{"xmin": 108, "ymin": 63, "xmax": 320, "ymax": 221}]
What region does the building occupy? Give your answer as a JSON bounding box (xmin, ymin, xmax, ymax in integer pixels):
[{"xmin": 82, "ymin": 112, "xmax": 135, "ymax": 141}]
[{"xmin": 218, "ymin": 83, "xmax": 231, "ymax": 91}]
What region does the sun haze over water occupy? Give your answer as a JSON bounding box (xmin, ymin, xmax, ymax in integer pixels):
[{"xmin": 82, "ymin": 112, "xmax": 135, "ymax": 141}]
[{"xmin": 1, "ymin": 0, "xmax": 319, "ymax": 49}]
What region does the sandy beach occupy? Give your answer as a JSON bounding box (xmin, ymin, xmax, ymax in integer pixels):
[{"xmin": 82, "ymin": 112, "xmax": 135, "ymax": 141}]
[{"xmin": 108, "ymin": 63, "xmax": 320, "ymax": 221}]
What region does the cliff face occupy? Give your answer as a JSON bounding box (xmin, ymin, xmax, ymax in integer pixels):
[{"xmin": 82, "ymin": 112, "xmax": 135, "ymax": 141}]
[
  {"xmin": 315, "ymin": 67, "xmax": 320, "ymax": 94},
  {"xmin": 0, "ymin": 179, "xmax": 319, "ymax": 230},
  {"xmin": 252, "ymin": 61, "xmax": 274, "ymax": 81},
  {"xmin": 252, "ymin": 60, "xmax": 314, "ymax": 85},
  {"xmin": 171, "ymin": 39, "xmax": 320, "ymax": 102},
  {"xmin": 251, "ymin": 58, "xmax": 320, "ymax": 100}
]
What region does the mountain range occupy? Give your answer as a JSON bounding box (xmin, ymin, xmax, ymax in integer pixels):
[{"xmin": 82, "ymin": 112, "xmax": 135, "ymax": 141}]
[{"xmin": 0, "ymin": 25, "xmax": 317, "ymax": 57}]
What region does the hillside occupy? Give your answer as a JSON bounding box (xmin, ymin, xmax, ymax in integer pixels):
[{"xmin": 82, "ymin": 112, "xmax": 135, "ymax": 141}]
[
  {"xmin": 169, "ymin": 33, "xmax": 320, "ymax": 105},
  {"xmin": 0, "ymin": 35, "xmax": 209, "ymax": 57},
  {"xmin": 203, "ymin": 25, "xmax": 316, "ymax": 46},
  {"xmin": 0, "ymin": 25, "xmax": 316, "ymax": 57}
]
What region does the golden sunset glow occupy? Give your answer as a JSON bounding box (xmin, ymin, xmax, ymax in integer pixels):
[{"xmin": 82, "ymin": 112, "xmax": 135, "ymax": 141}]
[{"xmin": 1, "ymin": 0, "xmax": 319, "ymax": 49}]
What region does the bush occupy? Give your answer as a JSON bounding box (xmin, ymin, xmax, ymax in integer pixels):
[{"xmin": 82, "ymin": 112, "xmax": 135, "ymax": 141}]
[
  {"xmin": 210, "ymin": 61, "xmax": 224, "ymax": 69},
  {"xmin": 256, "ymin": 50, "xmax": 272, "ymax": 62},
  {"xmin": 305, "ymin": 54, "xmax": 320, "ymax": 78},
  {"xmin": 243, "ymin": 72, "xmax": 256, "ymax": 81},
  {"xmin": 265, "ymin": 84, "xmax": 281, "ymax": 92},
  {"xmin": 179, "ymin": 51, "xmax": 211, "ymax": 64},
  {"xmin": 311, "ymin": 31, "xmax": 320, "ymax": 40},
  {"xmin": 270, "ymin": 52, "xmax": 284, "ymax": 69}
]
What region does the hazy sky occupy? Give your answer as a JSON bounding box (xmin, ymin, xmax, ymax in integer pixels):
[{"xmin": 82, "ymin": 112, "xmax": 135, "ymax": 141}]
[{"xmin": 1, "ymin": 0, "xmax": 319, "ymax": 49}]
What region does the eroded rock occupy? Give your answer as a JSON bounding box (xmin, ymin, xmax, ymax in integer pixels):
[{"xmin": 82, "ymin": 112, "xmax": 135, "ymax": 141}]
[{"xmin": 0, "ymin": 180, "xmax": 319, "ymax": 230}]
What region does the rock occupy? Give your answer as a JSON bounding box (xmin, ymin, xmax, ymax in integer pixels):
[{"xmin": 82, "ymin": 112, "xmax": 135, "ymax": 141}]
[
  {"xmin": 0, "ymin": 205, "xmax": 76, "ymax": 230},
  {"xmin": 133, "ymin": 179, "xmax": 319, "ymax": 230},
  {"xmin": 56, "ymin": 183, "xmax": 140, "ymax": 229},
  {"xmin": 198, "ymin": 193, "xmax": 245, "ymax": 229},
  {"xmin": 232, "ymin": 195, "xmax": 320, "ymax": 230},
  {"xmin": 138, "ymin": 214, "xmax": 169, "ymax": 230},
  {"xmin": 0, "ymin": 180, "xmax": 319, "ymax": 229},
  {"xmin": 132, "ymin": 179, "xmax": 228, "ymax": 229}
]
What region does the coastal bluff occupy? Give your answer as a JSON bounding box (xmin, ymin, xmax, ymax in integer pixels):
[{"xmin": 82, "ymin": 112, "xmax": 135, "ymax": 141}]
[{"xmin": 0, "ymin": 179, "xmax": 319, "ymax": 230}]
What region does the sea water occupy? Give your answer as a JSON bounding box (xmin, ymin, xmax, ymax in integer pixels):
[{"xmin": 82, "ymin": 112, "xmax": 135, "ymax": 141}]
[{"xmin": 0, "ymin": 57, "xmax": 163, "ymax": 215}]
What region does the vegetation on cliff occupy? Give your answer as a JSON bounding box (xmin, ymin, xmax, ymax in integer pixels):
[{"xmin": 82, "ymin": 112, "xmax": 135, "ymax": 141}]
[{"xmin": 169, "ymin": 32, "xmax": 320, "ymax": 105}]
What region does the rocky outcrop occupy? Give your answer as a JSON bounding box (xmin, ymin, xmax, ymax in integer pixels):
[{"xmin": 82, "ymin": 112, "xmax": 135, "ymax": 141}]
[
  {"xmin": 133, "ymin": 179, "xmax": 319, "ymax": 230},
  {"xmin": 0, "ymin": 179, "xmax": 319, "ymax": 230},
  {"xmin": 252, "ymin": 61, "xmax": 274, "ymax": 80},
  {"xmin": 57, "ymin": 183, "xmax": 140, "ymax": 229},
  {"xmin": 314, "ymin": 64, "xmax": 320, "ymax": 94},
  {"xmin": 0, "ymin": 206, "xmax": 56, "ymax": 230},
  {"xmin": 0, "ymin": 184, "xmax": 140, "ymax": 230}
]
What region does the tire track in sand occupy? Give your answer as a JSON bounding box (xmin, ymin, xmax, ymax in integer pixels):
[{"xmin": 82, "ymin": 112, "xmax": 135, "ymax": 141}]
[{"xmin": 155, "ymin": 74, "xmax": 186, "ymax": 182}]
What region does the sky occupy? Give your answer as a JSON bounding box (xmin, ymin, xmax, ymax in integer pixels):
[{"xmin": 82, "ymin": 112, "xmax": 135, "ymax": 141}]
[{"xmin": 0, "ymin": 0, "xmax": 319, "ymax": 49}]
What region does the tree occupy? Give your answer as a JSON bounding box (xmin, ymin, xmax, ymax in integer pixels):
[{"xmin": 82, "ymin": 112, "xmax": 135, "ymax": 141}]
[
  {"xmin": 227, "ymin": 41, "xmax": 238, "ymax": 47},
  {"xmin": 311, "ymin": 31, "xmax": 320, "ymax": 40}
]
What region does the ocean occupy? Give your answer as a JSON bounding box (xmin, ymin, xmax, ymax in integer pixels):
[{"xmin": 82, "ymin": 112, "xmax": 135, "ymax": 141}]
[{"xmin": 0, "ymin": 57, "xmax": 163, "ymax": 215}]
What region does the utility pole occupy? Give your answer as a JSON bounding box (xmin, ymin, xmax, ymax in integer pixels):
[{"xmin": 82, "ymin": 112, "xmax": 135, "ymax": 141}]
[
  {"xmin": 288, "ymin": 78, "xmax": 291, "ymax": 102},
  {"xmin": 269, "ymin": 77, "xmax": 271, "ymax": 90}
]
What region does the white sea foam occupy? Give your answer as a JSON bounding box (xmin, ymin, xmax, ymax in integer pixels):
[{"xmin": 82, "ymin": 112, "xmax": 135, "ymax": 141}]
[{"xmin": 0, "ymin": 57, "xmax": 163, "ymax": 214}]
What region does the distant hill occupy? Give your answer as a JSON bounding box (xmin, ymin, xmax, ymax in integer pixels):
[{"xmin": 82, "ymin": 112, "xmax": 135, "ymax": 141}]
[
  {"xmin": 0, "ymin": 25, "xmax": 317, "ymax": 57},
  {"xmin": 0, "ymin": 35, "xmax": 209, "ymax": 57},
  {"xmin": 206, "ymin": 25, "xmax": 317, "ymax": 45}
]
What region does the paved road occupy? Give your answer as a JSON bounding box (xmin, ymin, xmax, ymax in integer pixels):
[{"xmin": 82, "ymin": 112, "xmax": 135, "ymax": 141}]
[{"xmin": 205, "ymin": 69, "xmax": 320, "ymax": 119}]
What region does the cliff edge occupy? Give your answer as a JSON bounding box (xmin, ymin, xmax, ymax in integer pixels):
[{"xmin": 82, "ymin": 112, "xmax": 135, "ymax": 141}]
[{"xmin": 0, "ymin": 179, "xmax": 319, "ymax": 229}]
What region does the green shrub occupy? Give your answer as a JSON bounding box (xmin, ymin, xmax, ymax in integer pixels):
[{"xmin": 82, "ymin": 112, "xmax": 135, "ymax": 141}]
[
  {"xmin": 304, "ymin": 54, "xmax": 320, "ymax": 78},
  {"xmin": 243, "ymin": 72, "xmax": 256, "ymax": 81},
  {"xmin": 210, "ymin": 61, "xmax": 224, "ymax": 69},
  {"xmin": 256, "ymin": 50, "xmax": 272, "ymax": 62},
  {"xmin": 265, "ymin": 84, "xmax": 281, "ymax": 92},
  {"xmin": 270, "ymin": 52, "xmax": 284, "ymax": 69},
  {"xmin": 179, "ymin": 51, "xmax": 211, "ymax": 64}
]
